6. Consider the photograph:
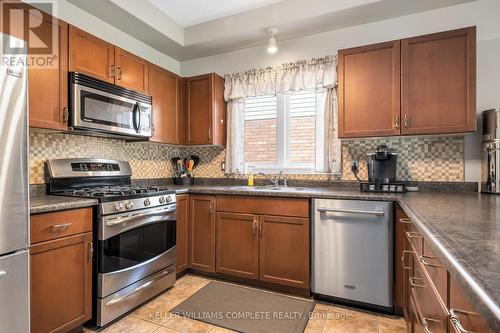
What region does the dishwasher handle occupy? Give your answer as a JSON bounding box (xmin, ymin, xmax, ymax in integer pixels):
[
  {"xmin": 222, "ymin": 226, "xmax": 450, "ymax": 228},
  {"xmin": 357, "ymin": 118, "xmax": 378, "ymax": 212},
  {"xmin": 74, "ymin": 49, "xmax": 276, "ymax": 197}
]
[{"xmin": 317, "ymin": 207, "xmax": 385, "ymax": 216}]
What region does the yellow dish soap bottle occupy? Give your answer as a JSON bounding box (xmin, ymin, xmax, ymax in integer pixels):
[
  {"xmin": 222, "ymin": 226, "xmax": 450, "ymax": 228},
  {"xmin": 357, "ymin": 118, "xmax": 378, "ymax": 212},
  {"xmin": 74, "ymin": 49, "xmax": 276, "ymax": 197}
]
[{"xmin": 247, "ymin": 170, "xmax": 254, "ymax": 186}]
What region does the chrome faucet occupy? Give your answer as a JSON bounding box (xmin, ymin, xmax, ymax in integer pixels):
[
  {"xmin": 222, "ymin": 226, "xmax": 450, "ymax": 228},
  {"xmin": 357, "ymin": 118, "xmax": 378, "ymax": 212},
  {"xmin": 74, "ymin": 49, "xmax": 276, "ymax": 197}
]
[{"xmin": 259, "ymin": 171, "xmax": 286, "ymax": 187}]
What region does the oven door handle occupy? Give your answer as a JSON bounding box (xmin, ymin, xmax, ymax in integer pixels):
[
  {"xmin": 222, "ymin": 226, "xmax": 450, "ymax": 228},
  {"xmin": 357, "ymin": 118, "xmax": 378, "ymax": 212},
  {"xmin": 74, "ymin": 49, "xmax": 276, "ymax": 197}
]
[
  {"xmin": 106, "ymin": 208, "xmax": 175, "ymax": 227},
  {"xmin": 105, "ymin": 268, "xmax": 173, "ymax": 307}
]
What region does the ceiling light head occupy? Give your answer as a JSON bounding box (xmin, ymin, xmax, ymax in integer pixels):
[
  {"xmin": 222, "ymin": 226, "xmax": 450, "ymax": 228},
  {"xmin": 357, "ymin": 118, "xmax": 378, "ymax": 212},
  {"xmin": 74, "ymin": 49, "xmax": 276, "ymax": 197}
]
[{"xmin": 266, "ymin": 28, "xmax": 279, "ymax": 54}]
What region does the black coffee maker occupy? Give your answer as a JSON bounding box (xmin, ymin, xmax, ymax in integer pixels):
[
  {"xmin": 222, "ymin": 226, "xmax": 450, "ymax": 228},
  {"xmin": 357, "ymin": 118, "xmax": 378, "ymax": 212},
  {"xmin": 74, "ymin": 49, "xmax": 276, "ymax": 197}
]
[{"xmin": 358, "ymin": 145, "xmax": 405, "ymax": 193}]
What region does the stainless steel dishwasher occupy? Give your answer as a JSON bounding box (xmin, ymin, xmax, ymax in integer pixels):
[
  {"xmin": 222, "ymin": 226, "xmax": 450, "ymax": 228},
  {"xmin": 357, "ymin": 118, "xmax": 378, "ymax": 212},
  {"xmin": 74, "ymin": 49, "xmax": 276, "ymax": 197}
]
[{"xmin": 311, "ymin": 199, "xmax": 393, "ymax": 312}]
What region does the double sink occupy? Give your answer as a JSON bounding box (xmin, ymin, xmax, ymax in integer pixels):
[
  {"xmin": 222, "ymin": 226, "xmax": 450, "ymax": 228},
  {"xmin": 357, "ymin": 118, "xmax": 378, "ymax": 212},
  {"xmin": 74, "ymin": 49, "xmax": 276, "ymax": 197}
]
[{"xmin": 227, "ymin": 185, "xmax": 310, "ymax": 192}]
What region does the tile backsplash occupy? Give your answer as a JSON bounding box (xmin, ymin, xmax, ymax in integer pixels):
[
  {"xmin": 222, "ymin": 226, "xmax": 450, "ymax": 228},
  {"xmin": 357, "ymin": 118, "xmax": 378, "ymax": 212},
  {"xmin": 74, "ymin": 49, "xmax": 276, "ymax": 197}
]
[{"xmin": 29, "ymin": 129, "xmax": 464, "ymax": 184}]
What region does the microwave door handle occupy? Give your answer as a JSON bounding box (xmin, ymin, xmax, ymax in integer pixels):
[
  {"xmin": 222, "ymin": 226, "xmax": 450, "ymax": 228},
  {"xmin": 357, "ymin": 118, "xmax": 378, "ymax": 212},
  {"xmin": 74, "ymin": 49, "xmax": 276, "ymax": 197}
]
[
  {"xmin": 137, "ymin": 103, "xmax": 142, "ymax": 133},
  {"xmin": 132, "ymin": 102, "xmax": 141, "ymax": 133}
]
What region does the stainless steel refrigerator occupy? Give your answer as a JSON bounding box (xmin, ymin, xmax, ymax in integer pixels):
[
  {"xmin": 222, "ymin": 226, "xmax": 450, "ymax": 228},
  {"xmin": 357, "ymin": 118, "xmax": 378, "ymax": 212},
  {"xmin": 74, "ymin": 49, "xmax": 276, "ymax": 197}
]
[{"xmin": 0, "ymin": 33, "xmax": 30, "ymax": 332}]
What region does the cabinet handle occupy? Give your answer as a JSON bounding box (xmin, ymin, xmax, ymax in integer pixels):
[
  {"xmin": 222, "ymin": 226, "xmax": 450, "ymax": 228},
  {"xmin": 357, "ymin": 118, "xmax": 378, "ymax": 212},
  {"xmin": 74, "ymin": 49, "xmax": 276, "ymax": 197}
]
[
  {"xmin": 110, "ymin": 65, "xmax": 116, "ymax": 78},
  {"xmin": 419, "ymin": 255, "xmax": 443, "ymax": 268},
  {"xmin": 252, "ymin": 218, "xmax": 258, "ymax": 235},
  {"xmin": 394, "ymin": 114, "xmax": 400, "ymax": 129},
  {"xmin": 151, "ymin": 124, "xmax": 155, "ymax": 136},
  {"xmin": 404, "ymin": 114, "xmax": 410, "ymax": 128},
  {"xmin": 209, "ymin": 201, "xmax": 214, "ymax": 214},
  {"xmin": 208, "ymin": 128, "xmax": 212, "ymax": 140},
  {"xmin": 409, "ymin": 276, "xmax": 426, "ymax": 288},
  {"xmin": 50, "ymin": 223, "xmax": 72, "ymax": 232},
  {"xmin": 399, "ymin": 218, "xmax": 412, "ymax": 224},
  {"xmin": 62, "ymin": 107, "xmax": 69, "ymax": 123},
  {"xmin": 406, "ymin": 231, "xmax": 422, "ymax": 239},
  {"xmin": 450, "ymin": 309, "xmax": 477, "ymax": 333},
  {"xmin": 401, "ymin": 250, "xmax": 414, "ymax": 270},
  {"xmin": 88, "ymin": 241, "xmax": 93, "ymax": 262},
  {"xmin": 423, "ymin": 317, "xmax": 441, "ymax": 333},
  {"xmin": 116, "ymin": 67, "xmax": 122, "ymax": 80},
  {"xmin": 259, "ymin": 220, "xmax": 263, "ymax": 237}
]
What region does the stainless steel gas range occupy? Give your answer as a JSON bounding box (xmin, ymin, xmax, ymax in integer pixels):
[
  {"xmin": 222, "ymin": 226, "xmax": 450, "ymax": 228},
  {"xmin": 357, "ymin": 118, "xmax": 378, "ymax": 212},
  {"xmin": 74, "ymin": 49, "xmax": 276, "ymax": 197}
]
[{"xmin": 46, "ymin": 158, "xmax": 176, "ymax": 327}]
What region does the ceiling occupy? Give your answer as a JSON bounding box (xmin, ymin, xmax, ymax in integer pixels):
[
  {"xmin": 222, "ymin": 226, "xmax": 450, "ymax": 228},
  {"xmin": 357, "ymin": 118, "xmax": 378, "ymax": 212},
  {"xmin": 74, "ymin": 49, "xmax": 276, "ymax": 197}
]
[
  {"xmin": 148, "ymin": 0, "xmax": 285, "ymax": 27},
  {"xmin": 66, "ymin": 0, "xmax": 476, "ymax": 61}
]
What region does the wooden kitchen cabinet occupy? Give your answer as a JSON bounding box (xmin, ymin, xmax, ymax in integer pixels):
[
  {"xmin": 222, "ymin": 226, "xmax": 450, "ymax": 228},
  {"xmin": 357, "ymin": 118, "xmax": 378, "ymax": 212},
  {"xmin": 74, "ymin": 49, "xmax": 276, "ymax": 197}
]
[
  {"xmin": 338, "ymin": 26, "xmax": 476, "ymax": 138},
  {"xmin": 338, "ymin": 41, "xmax": 401, "ymax": 138},
  {"xmin": 115, "ymin": 47, "xmax": 149, "ymax": 93},
  {"xmin": 149, "ymin": 64, "xmax": 181, "ymax": 144},
  {"xmin": 69, "ymin": 25, "xmax": 114, "ymax": 83},
  {"xmin": 259, "ymin": 215, "xmax": 310, "ymax": 289},
  {"xmin": 30, "ymin": 233, "xmax": 92, "ymax": 333},
  {"xmin": 185, "ymin": 73, "xmax": 226, "ymax": 145},
  {"xmin": 401, "ymin": 27, "xmax": 476, "ymax": 135},
  {"xmin": 395, "ymin": 204, "xmax": 412, "ymax": 318},
  {"xmin": 216, "ymin": 212, "xmax": 259, "ymax": 280},
  {"xmin": 189, "ymin": 195, "xmax": 216, "ymax": 272},
  {"xmin": 449, "ymin": 277, "xmax": 490, "ymax": 333},
  {"xmin": 176, "ymin": 194, "xmax": 190, "ymax": 274}
]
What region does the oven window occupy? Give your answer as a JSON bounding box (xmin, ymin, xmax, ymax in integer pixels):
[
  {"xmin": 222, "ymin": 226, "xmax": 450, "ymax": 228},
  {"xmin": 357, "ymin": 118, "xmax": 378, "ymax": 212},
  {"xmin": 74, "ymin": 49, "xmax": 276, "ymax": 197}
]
[
  {"xmin": 81, "ymin": 90, "xmax": 135, "ymax": 129},
  {"xmin": 98, "ymin": 221, "xmax": 176, "ymax": 274}
]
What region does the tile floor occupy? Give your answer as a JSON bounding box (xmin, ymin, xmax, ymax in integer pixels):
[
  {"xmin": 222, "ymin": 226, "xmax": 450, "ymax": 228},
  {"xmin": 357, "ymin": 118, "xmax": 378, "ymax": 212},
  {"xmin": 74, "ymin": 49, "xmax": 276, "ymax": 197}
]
[{"xmin": 85, "ymin": 274, "xmax": 407, "ymax": 333}]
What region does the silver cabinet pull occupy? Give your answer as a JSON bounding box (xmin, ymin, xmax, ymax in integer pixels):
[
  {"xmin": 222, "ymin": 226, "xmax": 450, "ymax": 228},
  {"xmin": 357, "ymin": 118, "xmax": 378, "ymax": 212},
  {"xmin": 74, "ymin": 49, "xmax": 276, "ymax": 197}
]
[
  {"xmin": 88, "ymin": 242, "xmax": 93, "ymax": 262},
  {"xmin": 50, "ymin": 223, "xmax": 72, "ymax": 231},
  {"xmin": 404, "ymin": 113, "xmax": 410, "ymax": 128},
  {"xmin": 394, "ymin": 114, "xmax": 400, "ymax": 129},
  {"xmin": 252, "ymin": 217, "xmax": 258, "ymax": 235},
  {"xmin": 208, "ymin": 128, "xmax": 212, "ymax": 140},
  {"xmin": 409, "ymin": 276, "xmax": 426, "ymax": 288},
  {"xmin": 317, "ymin": 207, "xmax": 384, "ymax": 216},
  {"xmin": 423, "ymin": 317, "xmax": 441, "ymax": 333},
  {"xmin": 406, "ymin": 231, "xmax": 422, "ymax": 239},
  {"xmin": 420, "ymin": 255, "xmax": 443, "ymax": 268},
  {"xmin": 401, "ymin": 250, "xmax": 414, "ymax": 270},
  {"xmin": 400, "ymin": 218, "xmax": 412, "ymax": 224},
  {"xmin": 0, "ymin": 270, "xmax": 7, "ymax": 279},
  {"xmin": 209, "ymin": 201, "xmax": 215, "ymax": 214},
  {"xmin": 450, "ymin": 309, "xmax": 477, "ymax": 333},
  {"xmin": 259, "ymin": 220, "xmax": 263, "ymax": 237},
  {"xmin": 106, "ymin": 269, "xmax": 171, "ymax": 306}
]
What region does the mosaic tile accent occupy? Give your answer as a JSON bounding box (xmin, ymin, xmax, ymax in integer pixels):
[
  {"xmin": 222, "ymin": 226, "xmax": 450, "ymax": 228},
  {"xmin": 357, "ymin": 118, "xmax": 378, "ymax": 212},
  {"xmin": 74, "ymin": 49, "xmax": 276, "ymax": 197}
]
[
  {"xmin": 30, "ymin": 129, "xmax": 465, "ymax": 184},
  {"xmin": 29, "ymin": 130, "xmax": 181, "ymax": 184}
]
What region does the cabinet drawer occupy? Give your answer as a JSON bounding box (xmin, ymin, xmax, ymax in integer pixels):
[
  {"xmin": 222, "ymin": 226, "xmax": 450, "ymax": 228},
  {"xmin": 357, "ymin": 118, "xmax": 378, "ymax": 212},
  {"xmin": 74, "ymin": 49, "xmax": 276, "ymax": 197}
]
[
  {"xmin": 410, "ymin": 252, "xmax": 448, "ymax": 333},
  {"xmin": 216, "ymin": 195, "xmax": 309, "ymax": 218},
  {"xmin": 30, "ymin": 208, "xmax": 92, "ymax": 244},
  {"xmin": 421, "ymin": 241, "xmax": 448, "ymax": 305}
]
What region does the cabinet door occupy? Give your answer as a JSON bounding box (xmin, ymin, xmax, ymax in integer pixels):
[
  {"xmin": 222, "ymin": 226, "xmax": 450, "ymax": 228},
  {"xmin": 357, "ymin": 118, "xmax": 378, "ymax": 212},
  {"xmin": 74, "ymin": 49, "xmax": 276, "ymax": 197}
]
[
  {"xmin": 449, "ymin": 277, "xmax": 490, "ymax": 333},
  {"xmin": 69, "ymin": 25, "xmax": 114, "ymax": 83},
  {"xmin": 338, "ymin": 41, "xmax": 401, "ymax": 138},
  {"xmin": 30, "ymin": 232, "xmax": 92, "ymax": 333},
  {"xmin": 115, "ymin": 47, "xmax": 149, "ymax": 93},
  {"xmin": 401, "ymin": 27, "xmax": 476, "ymax": 135},
  {"xmin": 27, "ymin": 11, "xmax": 68, "ymax": 130},
  {"xmin": 186, "ymin": 74, "xmax": 213, "ymax": 145},
  {"xmin": 149, "ymin": 64, "xmax": 180, "ymax": 144},
  {"xmin": 189, "ymin": 195, "xmax": 216, "ymax": 272},
  {"xmin": 216, "ymin": 212, "xmax": 259, "ymax": 280},
  {"xmin": 259, "ymin": 215, "xmax": 309, "ymax": 289},
  {"xmin": 395, "ymin": 204, "xmax": 412, "ymax": 317},
  {"xmin": 176, "ymin": 194, "xmax": 189, "ymax": 274}
]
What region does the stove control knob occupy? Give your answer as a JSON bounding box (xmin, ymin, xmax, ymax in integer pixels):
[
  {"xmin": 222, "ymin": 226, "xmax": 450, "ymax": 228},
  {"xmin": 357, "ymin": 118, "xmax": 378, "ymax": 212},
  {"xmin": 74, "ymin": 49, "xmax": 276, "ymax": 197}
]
[
  {"xmin": 166, "ymin": 196, "xmax": 172, "ymax": 203},
  {"xmin": 144, "ymin": 198, "xmax": 151, "ymax": 207},
  {"xmin": 159, "ymin": 197, "xmax": 166, "ymax": 204},
  {"xmin": 114, "ymin": 202, "xmax": 124, "ymax": 211},
  {"xmin": 125, "ymin": 201, "xmax": 134, "ymax": 209}
]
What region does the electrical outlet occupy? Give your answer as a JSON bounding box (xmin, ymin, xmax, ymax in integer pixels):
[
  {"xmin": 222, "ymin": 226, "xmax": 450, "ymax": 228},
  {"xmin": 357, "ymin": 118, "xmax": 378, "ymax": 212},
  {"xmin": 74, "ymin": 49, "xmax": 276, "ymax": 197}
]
[{"xmin": 221, "ymin": 162, "xmax": 225, "ymax": 172}]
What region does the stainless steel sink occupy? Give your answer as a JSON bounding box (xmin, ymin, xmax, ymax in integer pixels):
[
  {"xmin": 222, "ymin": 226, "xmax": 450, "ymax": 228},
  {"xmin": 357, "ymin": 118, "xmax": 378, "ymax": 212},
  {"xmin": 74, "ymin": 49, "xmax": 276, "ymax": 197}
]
[{"xmin": 227, "ymin": 186, "xmax": 309, "ymax": 191}]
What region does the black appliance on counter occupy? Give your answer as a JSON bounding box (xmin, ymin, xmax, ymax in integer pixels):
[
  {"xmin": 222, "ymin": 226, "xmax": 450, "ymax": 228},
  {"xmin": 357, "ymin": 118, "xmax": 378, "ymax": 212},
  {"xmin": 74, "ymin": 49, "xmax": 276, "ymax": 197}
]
[
  {"xmin": 356, "ymin": 145, "xmax": 405, "ymax": 193},
  {"xmin": 46, "ymin": 158, "xmax": 176, "ymax": 327}
]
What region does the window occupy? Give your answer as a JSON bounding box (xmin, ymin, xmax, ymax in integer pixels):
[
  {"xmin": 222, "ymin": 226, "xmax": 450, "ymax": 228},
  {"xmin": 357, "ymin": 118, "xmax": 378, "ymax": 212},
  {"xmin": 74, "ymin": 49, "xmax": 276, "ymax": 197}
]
[{"xmin": 243, "ymin": 89, "xmax": 326, "ymax": 173}]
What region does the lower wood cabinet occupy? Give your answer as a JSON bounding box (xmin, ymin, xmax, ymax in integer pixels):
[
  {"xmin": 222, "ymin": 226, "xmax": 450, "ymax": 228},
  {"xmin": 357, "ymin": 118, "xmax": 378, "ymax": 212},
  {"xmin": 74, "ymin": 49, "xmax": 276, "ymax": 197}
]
[
  {"xmin": 216, "ymin": 212, "xmax": 259, "ymax": 280},
  {"xmin": 30, "ymin": 232, "xmax": 92, "ymax": 333},
  {"xmin": 176, "ymin": 194, "xmax": 189, "ymax": 274},
  {"xmin": 189, "ymin": 195, "xmax": 216, "ymax": 272},
  {"xmin": 30, "ymin": 208, "xmax": 93, "ymax": 333},
  {"xmin": 215, "ymin": 196, "xmax": 310, "ymax": 289},
  {"xmin": 449, "ymin": 277, "xmax": 490, "ymax": 333}
]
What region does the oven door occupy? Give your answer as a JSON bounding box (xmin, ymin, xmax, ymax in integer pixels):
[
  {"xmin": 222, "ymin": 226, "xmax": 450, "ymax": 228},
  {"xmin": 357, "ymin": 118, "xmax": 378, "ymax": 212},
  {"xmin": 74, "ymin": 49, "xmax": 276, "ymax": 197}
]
[
  {"xmin": 97, "ymin": 204, "xmax": 176, "ymax": 298},
  {"xmin": 71, "ymin": 83, "xmax": 152, "ymax": 138}
]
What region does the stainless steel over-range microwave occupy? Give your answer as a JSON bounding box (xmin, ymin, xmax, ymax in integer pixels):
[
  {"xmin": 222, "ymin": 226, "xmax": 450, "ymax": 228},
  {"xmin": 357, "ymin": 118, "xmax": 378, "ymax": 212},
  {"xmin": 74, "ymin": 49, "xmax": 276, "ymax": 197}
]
[{"xmin": 69, "ymin": 72, "xmax": 152, "ymax": 139}]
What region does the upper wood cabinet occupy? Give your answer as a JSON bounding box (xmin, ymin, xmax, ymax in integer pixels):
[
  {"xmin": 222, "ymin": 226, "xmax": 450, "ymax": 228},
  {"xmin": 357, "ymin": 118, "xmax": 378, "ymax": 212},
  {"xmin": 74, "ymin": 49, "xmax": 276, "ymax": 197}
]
[
  {"xmin": 185, "ymin": 73, "xmax": 226, "ymax": 145},
  {"xmin": 189, "ymin": 195, "xmax": 216, "ymax": 273},
  {"xmin": 115, "ymin": 47, "xmax": 149, "ymax": 93},
  {"xmin": 338, "ymin": 27, "xmax": 476, "ymax": 138},
  {"xmin": 149, "ymin": 64, "xmax": 181, "ymax": 144},
  {"xmin": 338, "ymin": 41, "xmax": 401, "ymax": 138},
  {"xmin": 69, "ymin": 25, "xmax": 114, "ymax": 83},
  {"xmin": 176, "ymin": 194, "xmax": 189, "ymax": 274},
  {"xmin": 69, "ymin": 25, "xmax": 149, "ymax": 93},
  {"xmin": 401, "ymin": 27, "xmax": 476, "ymax": 135}
]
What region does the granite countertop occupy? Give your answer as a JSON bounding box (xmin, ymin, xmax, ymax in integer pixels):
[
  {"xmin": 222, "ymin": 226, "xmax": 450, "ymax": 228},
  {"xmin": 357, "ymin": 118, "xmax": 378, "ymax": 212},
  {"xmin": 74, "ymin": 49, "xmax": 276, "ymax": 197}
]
[
  {"xmin": 28, "ymin": 185, "xmax": 500, "ymax": 330},
  {"xmin": 30, "ymin": 193, "xmax": 98, "ymax": 214}
]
